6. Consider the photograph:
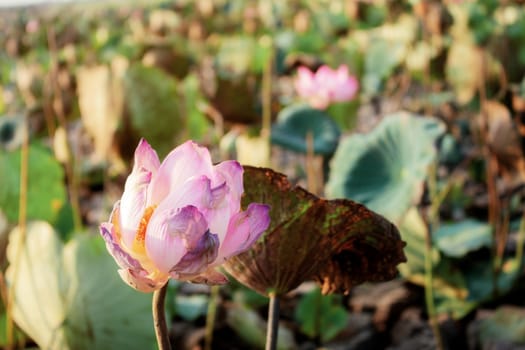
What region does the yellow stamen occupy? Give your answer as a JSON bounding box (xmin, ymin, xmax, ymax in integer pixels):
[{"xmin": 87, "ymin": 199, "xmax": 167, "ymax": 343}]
[
  {"xmin": 111, "ymin": 206, "xmax": 122, "ymax": 242},
  {"xmin": 132, "ymin": 205, "xmax": 156, "ymax": 255}
]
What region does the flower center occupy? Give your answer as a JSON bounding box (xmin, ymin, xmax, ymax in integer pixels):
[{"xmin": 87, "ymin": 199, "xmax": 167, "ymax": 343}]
[{"xmin": 132, "ymin": 205, "xmax": 156, "ymax": 254}]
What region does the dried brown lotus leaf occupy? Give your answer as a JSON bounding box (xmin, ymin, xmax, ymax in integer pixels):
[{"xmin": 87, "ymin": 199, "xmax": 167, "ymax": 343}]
[
  {"xmin": 224, "ymin": 167, "xmax": 406, "ymax": 296},
  {"xmin": 313, "ymin": 199, "xmax": 406, "ymax": 295},
  {"xmin": 483, "ymin": 100, "xmax": 525, "ymax": 184}
]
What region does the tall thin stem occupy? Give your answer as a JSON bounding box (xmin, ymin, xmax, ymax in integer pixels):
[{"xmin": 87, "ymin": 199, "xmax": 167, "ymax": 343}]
[
  {"xmin": 6, "ymin": 119, "xmax": 29, "ymax": 350},
  {"xmin": 261, "ymin": 38, "xmax": 273, "ymax": 167},
  {"xmin": 153, "ymin": 284, "xmax": 171, "ymax": 350},
  {"xmin": 266, "ymin": 292, "xmax": 280, "ymax": 350},
  {"xmin": 424, "ymin": 163, "xmax": 444, "ymax": 350},
  {"xmin": 46, "ymin": 25, "xmax": 82, "ymax": 232},
  {"xmin": 423, "ymin": 222, "xmax": 444, "ymax": 350},
  {"xmin": 204, "ymin": 285, "xmax": 220, "ymax": 350}
]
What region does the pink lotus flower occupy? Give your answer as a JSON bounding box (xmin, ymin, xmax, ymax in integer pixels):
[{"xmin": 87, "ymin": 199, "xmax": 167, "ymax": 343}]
[
  {"xmin": 294, "ymin": 64, "xmax": 359, "ymax": 110},
  {"xmin": 100, "ymin": 139, "xmax": 271, "ymax": 292},
  {"xmin": 25, "ymin": 19, "xmax": 40, "ymax": 34}
]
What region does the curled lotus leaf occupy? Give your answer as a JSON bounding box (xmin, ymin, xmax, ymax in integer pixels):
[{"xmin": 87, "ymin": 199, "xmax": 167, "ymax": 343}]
[
  {"xmin": 326, "ymin": 112, "xmax": 445, "ymax": 224},
  {"xmin": 223, "ymin": 166, "xmax": 406, "ymax": 296}
]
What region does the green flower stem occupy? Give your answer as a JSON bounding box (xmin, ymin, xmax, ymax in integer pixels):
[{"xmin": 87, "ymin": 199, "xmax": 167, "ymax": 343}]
[
  {"xmin": 266, "ymin": 292, "xmax": 280, "ymax": 350},
  {"xmin": 425, "ymin": 164, "xmax": 444, "ymax": 350},
  {"xmin": 424, "ymin": 225, "xmax": 444, "ymax": 350},
  {"xmin": 153, "ymin": 283, "xmax": 171, "ymax": 350}
]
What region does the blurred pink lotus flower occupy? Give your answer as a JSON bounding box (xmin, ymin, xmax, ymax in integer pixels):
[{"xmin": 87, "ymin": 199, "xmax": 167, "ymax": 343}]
[
  {"xmin": 100, "ymin": 139, "xmax": 270, "ymax": 292},
  {"xmin": 294, "ymin": 64, "xmax": 359, "ymax": 109},
  {"xmin": 25, "ymin": 19, "xmax": 39, "ymax": 34}
]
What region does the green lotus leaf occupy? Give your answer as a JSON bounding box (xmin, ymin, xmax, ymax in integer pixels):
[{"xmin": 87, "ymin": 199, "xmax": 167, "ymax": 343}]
[
  {"xmin": 295, "ymin": 287, "xmax": 348, "ymax": 343},
  {"xmin": 271, "ymin": 104, "xmax": 341, "ymax": 156},
  {"xmin": 398, "ymin": 210, "xmax": 521, "ymax": 320},
  {"xmin": 439, "ymin": 133, "xmax": 462, "ymax": 165},
  {"xmin": 215, "ymin": 36, "xmax": 269, "ymax": 77},
  {"xmin": 123, "ymin": 64, "xmax": 183, "ymax": 157},
  {"xmin": 175, "ymin": 295, "xmax": 208, "ymax": 322},
  {"xmin": 0, "ymin": 116, "xmax": 25, "ymax": 151},
  {"xmin": 398, "ymin": 209, "xmax": 472, "ymax": 320},
  {"xmin": 326, "ymin": 112, "xmax": 445, "ymax": 224},
  {"xmin": 478, "ymin": 306, "xmax": 525, "ymax": 345},
  {"xmin": 363, "ymin": 39, "xmax": 405, "ymax": 95},
  {"xmin": 433, "ymin": 220, "xmax": 492, "ymax": 258},
  {"xmin": 0, "ymin": 143, "xmax": 66, "ymax": 223},
  {"xmin": 463, "ymin": 258, "xmax": 521, "ymax": 304},
  {"xmin": 397, "ymin": 207, "xmax": 440, "ymax": 280},
  {"xmin": 226, "ymin": 304, "xmax": 296, "ymax": 350},
  {"xmin": 181, "ymin": 74, "xmax": 212, "ymax": 141},
  {"xmin": 6, "ymin": 222, "xmax": 155, "ymax": 350},
  {"xmin": 434, "ymin": 257, "xmax": 522, "ymax": 320},
  {"xmin": 275, "ymin": 30, "xmax": 326, "ymax": 57},
  {"xmin": 431, "ymin": 259, "xmax": 477, "ymax": 319},
  {"xmin": 325, "ymin": 100, "xmax": 359, "ymax": 131}
]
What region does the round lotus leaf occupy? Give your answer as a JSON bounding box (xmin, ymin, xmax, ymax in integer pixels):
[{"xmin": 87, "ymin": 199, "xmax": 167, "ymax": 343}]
[
  {"xmin": 326, "ymin": 112, "xmax": 445, "ymax": 223},
  {"xmin": 6, "ymin": 222, "xmax": 155, "ymax": 350},
  {"xmin": 271, "ymin": 104, "xmax": 341, "ymax": 156}
]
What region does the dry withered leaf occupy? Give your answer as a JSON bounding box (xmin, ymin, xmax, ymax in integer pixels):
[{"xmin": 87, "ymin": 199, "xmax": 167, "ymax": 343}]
[
  {"xmin": 483, "ymin": 100, "xmax": 525, "ymax": 185},
  {"xmin": 77, "ymin": 63, "xmax": 124, "ymax": 164},
  {"xmin": 312, "ymin": 198, "xmax": 405, "ymax": 295},
  {"xmin": 224, "ymin": 167, "xmax": 318, "ymax": 296},
  {"xmin": 223, "ymin": 167, "xmax": 406, "ymax": 296},
  {"xmin": 206, "ymin": 75, "xmax": 261, "ymax": 125}
]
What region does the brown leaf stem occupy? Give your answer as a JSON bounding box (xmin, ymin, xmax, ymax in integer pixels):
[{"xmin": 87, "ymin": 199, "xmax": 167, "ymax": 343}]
[{"xmin": 478, "ymin": 47, "xmax": 504, "ymax": 296}]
